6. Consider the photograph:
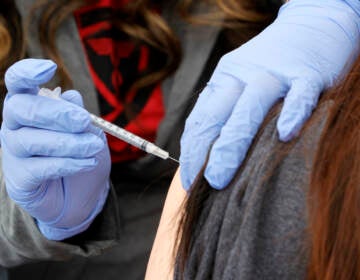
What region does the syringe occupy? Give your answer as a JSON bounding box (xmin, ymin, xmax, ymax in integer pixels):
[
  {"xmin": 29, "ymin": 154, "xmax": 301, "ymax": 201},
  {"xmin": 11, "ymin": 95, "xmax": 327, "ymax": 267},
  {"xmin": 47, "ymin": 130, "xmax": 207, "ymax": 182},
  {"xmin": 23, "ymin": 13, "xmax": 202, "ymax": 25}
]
[
  {"xmin": 90, "ymin": 114, "xmax": 178, "ymax": 162},
  {"xmin": 38, "ymin": 87, "xmax": 179, "ymax": 163}
]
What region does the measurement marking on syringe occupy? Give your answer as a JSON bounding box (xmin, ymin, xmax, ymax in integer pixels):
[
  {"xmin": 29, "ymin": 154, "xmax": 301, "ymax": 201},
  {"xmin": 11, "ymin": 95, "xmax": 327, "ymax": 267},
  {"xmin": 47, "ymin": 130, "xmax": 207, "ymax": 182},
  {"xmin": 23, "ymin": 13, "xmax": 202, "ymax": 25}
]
[
  {"xmin": 38, "ymin": 87, "xmax": 178, "ymax": 163},
  {"xmin": 90, "ymin": 114, "xmax": 158, "ymax": 154},
  {"xmin": 91, "ymin": 114, "xmax": 174, "ymax": 161}
]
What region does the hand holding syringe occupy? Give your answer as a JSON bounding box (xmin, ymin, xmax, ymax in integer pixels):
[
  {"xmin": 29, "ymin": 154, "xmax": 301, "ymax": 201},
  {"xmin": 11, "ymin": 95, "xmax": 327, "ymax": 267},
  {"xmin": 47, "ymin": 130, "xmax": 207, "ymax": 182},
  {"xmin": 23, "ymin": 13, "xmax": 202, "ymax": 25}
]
[{"xmin": 39, "ymin": 87, "xmax": 179, "ymax": 163}]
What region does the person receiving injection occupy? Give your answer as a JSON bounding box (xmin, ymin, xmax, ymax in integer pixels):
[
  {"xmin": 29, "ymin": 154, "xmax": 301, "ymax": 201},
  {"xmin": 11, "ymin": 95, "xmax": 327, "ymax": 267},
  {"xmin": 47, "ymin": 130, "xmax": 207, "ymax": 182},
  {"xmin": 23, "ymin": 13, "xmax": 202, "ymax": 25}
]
[{"xmin": 0, "ymin": 0, "xmax": 360, "ymax": 280}]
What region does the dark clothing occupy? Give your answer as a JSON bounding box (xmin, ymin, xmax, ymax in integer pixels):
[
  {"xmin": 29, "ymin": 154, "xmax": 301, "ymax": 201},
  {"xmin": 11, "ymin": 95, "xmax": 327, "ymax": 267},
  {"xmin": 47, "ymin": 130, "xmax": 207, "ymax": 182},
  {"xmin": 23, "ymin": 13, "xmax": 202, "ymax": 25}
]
[
  {"xmin": 0, "ymin": 0, "xmax": 283, "ymax": 279},
  {"xmin": 175, "ymin": 103, "xmax": 332, "ymax": 280},
  {"xmin": 0, "ymin": 1, "xmax": 224, "ymax": 279},
  {"xmin": 74, "ymin": 1, "xmax": 167, "ymax": 162}
]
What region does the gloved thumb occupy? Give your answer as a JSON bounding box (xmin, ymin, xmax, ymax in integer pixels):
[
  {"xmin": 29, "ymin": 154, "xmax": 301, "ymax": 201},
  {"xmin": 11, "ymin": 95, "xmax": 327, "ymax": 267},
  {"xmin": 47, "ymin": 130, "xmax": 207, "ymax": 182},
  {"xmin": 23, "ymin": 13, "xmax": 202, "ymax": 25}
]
[{"xmin": 5, "ymin": 59, "xmax": 57, "ymax": 95}]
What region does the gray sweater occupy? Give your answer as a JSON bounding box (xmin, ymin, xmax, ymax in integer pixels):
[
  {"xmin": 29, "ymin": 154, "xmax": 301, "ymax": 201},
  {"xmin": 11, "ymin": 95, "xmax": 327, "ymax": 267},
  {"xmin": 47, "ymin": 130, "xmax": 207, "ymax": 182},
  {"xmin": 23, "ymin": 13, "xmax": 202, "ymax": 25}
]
[
  {"xmin": 0, "ymin": 1, "xmax": 284, "ymax": 279},
  {"xmin": 175, "ymin": 102, "xmax": 331, "ymax": 280},
  {"xmin": 0, "ymin": 1, "xmax": 225, "ymax": 279}
]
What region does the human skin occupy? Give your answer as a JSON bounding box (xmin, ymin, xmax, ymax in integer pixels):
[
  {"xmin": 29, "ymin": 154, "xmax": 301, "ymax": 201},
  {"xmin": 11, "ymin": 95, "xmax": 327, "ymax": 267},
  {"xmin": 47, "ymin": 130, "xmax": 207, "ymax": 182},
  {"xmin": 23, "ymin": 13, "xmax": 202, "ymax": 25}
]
[{"xmin": 145, "ymin": 168, "xmax": 186, "ymax": 280}]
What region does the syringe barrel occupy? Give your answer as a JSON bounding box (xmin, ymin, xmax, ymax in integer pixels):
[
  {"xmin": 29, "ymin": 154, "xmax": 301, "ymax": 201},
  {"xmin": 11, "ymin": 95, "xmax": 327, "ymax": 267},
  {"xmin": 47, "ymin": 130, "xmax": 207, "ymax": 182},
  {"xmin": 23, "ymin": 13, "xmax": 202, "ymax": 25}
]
[
  {"xmin": 90, "ymin": 114, "xmax": 146, "ymax": 149},
  {"xmin": 90, "ymin": 114, "xmax": 169, "ymax": 159},
  {"xmin": 144, "ymin": 143, "xmax": 169, "ymax": 160},
  {"xmin": 38, "ymin": 87, "xmax": 172, "ymax": 161}
]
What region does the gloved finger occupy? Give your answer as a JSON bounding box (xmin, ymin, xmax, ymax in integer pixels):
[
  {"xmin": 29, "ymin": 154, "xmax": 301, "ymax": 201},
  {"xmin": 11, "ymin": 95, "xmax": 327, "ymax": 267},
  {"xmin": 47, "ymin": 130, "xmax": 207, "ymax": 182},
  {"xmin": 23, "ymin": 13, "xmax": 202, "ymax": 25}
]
[
  {"xmin": 2, "ymin": 148, "xmax": 98, "ymax": 193},
  {"xmin": 61, "ymin": 89, "xmax": 106, "ymax": 141},
  {"xmin": 1, "ymin": 125, "xmax": 104, "ymax": 158},
  {"xmin": 184, "ymin": 61, "xmax": 247, "ymax": 128},
  {"xmin": 277, "ymin": 78, "xmax": 323, "ymax": 141},
  {"xmin": 3, "ymin": 93, "xmax": 90, "ymax": 132},
  {"xmin": 61, "ymin": 89, "xmax": 85, "ymax": 107},
  {"xmin": 5, "ymin": 59, "xmax": 57, "ymax": 95},
  {"xmin": 180, "ymin": 81, "xmax": 244, "ymax": 191},
  {"xmin": 205, "ymin": 72, "xmax": 286, "ymax": 189}
]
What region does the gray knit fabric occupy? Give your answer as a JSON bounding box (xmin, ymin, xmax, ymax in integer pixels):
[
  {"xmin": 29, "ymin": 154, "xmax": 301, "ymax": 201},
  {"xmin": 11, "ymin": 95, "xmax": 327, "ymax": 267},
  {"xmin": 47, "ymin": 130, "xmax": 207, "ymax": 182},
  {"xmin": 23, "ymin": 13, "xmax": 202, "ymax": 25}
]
[{"xmin": 176, "ymin": 102, "xmax": 331, "ymax": 280}]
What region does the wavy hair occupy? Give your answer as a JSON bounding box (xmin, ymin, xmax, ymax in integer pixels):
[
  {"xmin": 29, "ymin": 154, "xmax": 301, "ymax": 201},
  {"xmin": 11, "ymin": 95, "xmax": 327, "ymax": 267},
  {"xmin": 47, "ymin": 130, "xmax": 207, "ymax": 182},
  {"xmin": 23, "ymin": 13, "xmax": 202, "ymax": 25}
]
[
  {"xmin": 176, "ymin": 51, "xmax": 360, "ymax": 280},
  {"xmin": 0, "ymin": 0, "xmax": 281, "ymax": 99},
  {"xmin": 0, "ymin": 0, "xmax": 24, "ymax": 97},
  {"xmin": 306, "ymin": 58, "xmax": 360, "ymax": 280}
]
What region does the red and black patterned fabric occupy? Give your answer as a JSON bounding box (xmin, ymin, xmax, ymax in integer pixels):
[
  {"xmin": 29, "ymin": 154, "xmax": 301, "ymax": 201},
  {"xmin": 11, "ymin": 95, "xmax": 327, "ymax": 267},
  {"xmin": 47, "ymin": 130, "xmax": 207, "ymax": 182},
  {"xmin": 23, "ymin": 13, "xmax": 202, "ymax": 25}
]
[{"xmin": 74, "ymin": 0, "xmax": 166, "ymax": 163}]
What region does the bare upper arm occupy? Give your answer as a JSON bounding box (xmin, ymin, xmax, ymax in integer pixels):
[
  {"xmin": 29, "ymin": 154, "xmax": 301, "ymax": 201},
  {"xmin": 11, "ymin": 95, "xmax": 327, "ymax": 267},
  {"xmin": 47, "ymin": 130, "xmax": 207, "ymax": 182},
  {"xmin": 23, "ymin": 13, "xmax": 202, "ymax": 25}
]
[{"xmin": 145, "ymin": 168, "xmax": 187, "ymax": 280}]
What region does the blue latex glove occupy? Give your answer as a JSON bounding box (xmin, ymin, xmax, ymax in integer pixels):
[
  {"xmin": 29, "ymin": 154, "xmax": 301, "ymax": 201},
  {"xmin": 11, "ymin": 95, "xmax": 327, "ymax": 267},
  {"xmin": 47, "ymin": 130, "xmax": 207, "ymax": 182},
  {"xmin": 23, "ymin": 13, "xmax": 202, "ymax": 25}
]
[
  {"xmin": 180, "ymin": 0, "xmax": 360, "ymax": 190},
  {"xmin": 1, "ymin": 59, "xmax": 111, "ymax": 240}
]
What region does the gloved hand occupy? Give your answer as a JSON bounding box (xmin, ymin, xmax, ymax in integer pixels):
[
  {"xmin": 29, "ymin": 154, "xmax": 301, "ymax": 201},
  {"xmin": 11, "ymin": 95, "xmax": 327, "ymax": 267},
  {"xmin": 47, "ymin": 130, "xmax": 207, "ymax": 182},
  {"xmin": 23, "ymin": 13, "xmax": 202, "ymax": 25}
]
[
  {"xmin": 1, "ymin": 59, "xmax": 111, "ymax": 240},
  {"xmin": 180, "ymin": 0, "xmax": 360, "ymax": 190}
]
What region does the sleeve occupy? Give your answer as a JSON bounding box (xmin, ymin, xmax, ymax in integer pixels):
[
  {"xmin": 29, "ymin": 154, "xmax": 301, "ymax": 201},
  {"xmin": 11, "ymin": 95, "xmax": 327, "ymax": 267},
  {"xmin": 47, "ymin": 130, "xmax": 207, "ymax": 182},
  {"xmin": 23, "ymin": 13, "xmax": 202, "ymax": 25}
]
[{"xmin": 0, "ymin": 150, "xmax": 121, "ymax": 268}]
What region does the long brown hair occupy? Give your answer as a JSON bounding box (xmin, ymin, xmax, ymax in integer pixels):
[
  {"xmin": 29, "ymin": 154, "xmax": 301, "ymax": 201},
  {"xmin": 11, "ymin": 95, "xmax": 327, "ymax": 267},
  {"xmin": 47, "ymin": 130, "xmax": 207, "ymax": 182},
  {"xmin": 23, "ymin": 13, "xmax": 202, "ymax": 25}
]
[
  {"xmin": 0, "ymin": 0, "xmax": 24, "ymax": 97},
  {"xmin": 25, "ymin": 0, "xmax": 182, "ymax": 90},
  {"xmin": 0, "ymin": 0, "xmax": 280, "ymax": 99},
  {"xmin": 307, "ymin": 59, "xmax": 360, "ymax": 279},
  {"xmin": 176, "ymin": 46, "xmax": 360, "ymax": 280}
]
